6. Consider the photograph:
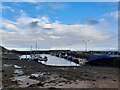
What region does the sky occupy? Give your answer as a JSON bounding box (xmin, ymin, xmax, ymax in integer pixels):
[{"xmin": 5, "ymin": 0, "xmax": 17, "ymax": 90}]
[{"xmin": 0, "ymin": 2, "xmax": 119, "ymax": 51}]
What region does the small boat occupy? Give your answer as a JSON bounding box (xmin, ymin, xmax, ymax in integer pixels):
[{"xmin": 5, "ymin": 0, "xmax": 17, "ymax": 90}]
[{"xmin": 38, "ymin": 56, "xmax": 48, "ymax": 61}]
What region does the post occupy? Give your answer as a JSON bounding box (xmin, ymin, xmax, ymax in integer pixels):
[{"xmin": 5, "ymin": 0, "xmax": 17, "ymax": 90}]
[
  {"xmin": 26, "ymin": 52, "xmax": 27, "ymax": 60},
  {"xmin": 30, "ymin": 46, "xmax": 32, "ymax": 60},
  {"xmin": 36, "ymin": 43, "xmax": 37, "ymax": 54},
  {"xmin": 83, "ymin": 40, "xmax": 89, "ymax": 51},
  {"xmin": 30, "ymin": 46, "xmax": 32, "ymax": 55}
]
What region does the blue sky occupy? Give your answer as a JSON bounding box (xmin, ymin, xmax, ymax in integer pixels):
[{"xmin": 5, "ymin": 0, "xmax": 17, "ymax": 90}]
[
  {"xmin": 1, "ymin": 2, "xmax": 118, "ymax": 51},
  {"xmin": 2, "ymin": 2, "xmax": 118, "ymax": 24}
]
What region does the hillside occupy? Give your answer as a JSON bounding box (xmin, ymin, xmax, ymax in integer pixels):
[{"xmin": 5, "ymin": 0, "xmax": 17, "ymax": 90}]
[{"xmin": 0, "ymin": 45, "xmax": 9, "ymax": 53}]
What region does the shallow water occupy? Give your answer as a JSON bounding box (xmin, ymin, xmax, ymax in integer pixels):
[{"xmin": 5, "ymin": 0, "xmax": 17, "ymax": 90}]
[
  {"xmin": 3, "ymin": 64, "xmax": 12, "ymax": 67},
  {"xmin": 20, "ymin": 54, "xmax": 79, "ymax": 66},
  {"xmin": 14, "ymin": 65, "xmax": 22, "ymax": 69},
  {"xmin": 31, "ymin": 73, "xmax": 44, "ymax": 78},
  {"xmin": 40, "ymin": 54, "xmax": 79, "ymax": 66},
  {"xmin": 11, "ymin": 75, "xmax": 39, "ymax": 87},
  {"xmin": 14, "ymin": 69, "xmax": 24, "ymax": 75}
]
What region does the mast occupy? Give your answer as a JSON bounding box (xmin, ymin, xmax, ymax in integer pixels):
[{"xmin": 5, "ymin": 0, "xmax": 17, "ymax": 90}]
[
  {"xmin": 36, "ymin": 42, "xmax": 37, "ymax": 54},
  {"xmin": 30, "ymin": 46, "xmax": 32, "ymax": 59},
  {"xmin": 83, "ymin": 40, "xmax": 89, "ymax": 51}
]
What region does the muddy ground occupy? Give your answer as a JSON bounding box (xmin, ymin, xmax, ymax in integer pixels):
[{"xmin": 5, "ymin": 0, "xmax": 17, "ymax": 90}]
[{"xmin": 1, "ymin": 59, "xmax": 120, "ymax": 89}]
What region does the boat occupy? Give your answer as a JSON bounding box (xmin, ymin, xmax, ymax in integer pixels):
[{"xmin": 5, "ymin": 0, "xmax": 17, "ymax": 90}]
[{"xmin": 38, "ymin": 56, "xmax": 48, "ymax": 61}]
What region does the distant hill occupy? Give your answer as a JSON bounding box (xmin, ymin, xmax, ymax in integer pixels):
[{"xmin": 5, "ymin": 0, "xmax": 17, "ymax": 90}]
[
  {"xmin": 0, "ymin": 46, "xmax": 19, "ymax": 60},
  {"xmin": 0, "ymin": 45, "xmax": 9, "ymax": 53}
]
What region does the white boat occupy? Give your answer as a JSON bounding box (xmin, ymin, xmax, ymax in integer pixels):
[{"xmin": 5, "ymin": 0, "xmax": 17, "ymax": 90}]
[{"xmin": 38, "ymin": 56, "xmax": 47, "ymax": 61}]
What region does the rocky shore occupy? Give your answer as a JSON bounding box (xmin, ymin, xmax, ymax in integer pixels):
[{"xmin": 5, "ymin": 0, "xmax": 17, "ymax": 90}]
[{"xmin": 2, "ymin": 59, "xmax": 120, "ymax": 89}]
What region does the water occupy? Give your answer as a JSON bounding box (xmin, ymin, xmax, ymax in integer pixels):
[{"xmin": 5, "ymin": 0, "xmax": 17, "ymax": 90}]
[
  {"xmin": 14, "ymin": 69, "xmax": 24, "ymax": 75},
  {"xmin": 11, "ymin": 69, "xmax": 39, "ymax": 88},
  {"xmin": 20, "ymin": 54, "xmax": 79, "ymax": 66},
  {"xmin": 11, "ymin": 75, "xmax": 39, "ymax": 87},
  {"xmin": 39, "ymin": 54, "xmax": 79, "ymax": 66},
  {"xmin": 14, "ymin": 65, "xmax": 22, "ymax": 69}
]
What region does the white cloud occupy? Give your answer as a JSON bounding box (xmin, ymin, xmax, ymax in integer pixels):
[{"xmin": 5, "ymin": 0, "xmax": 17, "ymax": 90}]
[
  {"xmin": 1, "ymin": 14, "xmax": 117, "ymax": 50},
  {"xmin": 1, "ymin": 19, "xmax": 18, "ymax": 31},
  {"xmin": 49, "ymin": 3, "xmax": 68, "ymax": 9},
  {"xmin": 2, "ymin": 23, "xmax": 18, "ymax": 31},
  {"xmin": 2, "ymin": 5, "xmax": 15, "ymax": 12},
  {"xmin": 109, "ymin": 11, "xmax": 118, "ymax": 19},
  {"xmin": 103, "ymin": 11, "xmax": 119, "ymax": 19}
]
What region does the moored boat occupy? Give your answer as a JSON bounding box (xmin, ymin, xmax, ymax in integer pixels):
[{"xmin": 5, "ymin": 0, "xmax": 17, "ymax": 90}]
[{"xmin": 38, "ymin": 56, "xmax": 48, "ymax": 61}]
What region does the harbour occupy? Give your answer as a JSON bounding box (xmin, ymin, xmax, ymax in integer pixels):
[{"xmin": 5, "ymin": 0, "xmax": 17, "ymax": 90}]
[{"xmin": 1, "ymin": 1, "xmax": 120, "ymax": 89}]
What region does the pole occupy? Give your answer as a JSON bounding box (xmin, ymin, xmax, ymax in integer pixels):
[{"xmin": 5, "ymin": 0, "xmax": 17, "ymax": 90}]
[
  {"xmin": 83, "ymin": 40, "xmax": 89, "ymax": 51},
  {"xmin": 36, "ymin": 42, "xmax": 37, "ymax": 54},
  {"xmin": 30, "ymin": 46, "xmax": 32, "ymax": 55},
  {"xmin": 26, "ymin": 52, "xmax": 27, "ymax": 60},
  {"xmin": 85, "ymin": 41, "xmax": 87, "ymax": 51},
  {"xmin": 30, "ymin": 46, "xmax": 32, "ymax": 60}
]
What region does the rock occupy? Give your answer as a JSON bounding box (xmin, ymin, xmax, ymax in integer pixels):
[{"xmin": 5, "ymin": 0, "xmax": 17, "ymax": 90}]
[
  {"xmin": 29, "ymin": 76, "xmax": 37, "ymax": 79},
  {"xmin": 59, "ymin": 84, "xmax": 63, "ymax": 86},
  {"xmin": 103, "ymin": 76, "xmax": 107, "ymax": 79},
  {"xmin": 92, "ymin": 79, "xmax": 96, "ymax": 81},
  {"xmin": 28, "ymin": 82, "xmax": 44, "ymax": 87},
  {"xmin": 93, "ymin": 83, "xmax": 95, "ymax": 85},
  {"xmin": 49, "ymin": 87, "xmax": 56, "ymax": 89},
  {"xmin": 37, "ymin": 82, "xmax": 44, "ymax": 87},
  {"xmin": 11, "ymin": 80, "xmax": 18, "ymax": 84},
  {"xmin": 113, "ymin": 79, "xmax": 117, "ymax": 81},
  {"xmin": 4, "ymin": 74, "xmax": 7, "ymax": 76},
  {"xmin": 2, "ymin": 70, "xmax": 5, "ymax": 72}
]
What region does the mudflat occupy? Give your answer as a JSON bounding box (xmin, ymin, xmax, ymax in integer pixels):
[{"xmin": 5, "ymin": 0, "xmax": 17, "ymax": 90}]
[{"xmin": 2, "ymin": 59, "xmax": 120, "ymax": 89}]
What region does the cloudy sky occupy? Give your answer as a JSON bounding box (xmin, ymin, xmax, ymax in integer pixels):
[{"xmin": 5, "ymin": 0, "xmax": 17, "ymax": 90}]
[{"xmin": 1, "ymin": 2, "xmax": 118, "ymax": 51}]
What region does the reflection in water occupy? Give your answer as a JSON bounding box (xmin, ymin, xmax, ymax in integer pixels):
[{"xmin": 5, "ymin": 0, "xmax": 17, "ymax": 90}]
[{"xmin": 39, "ymin": 54, "xmax": 79, "ymax": 66}]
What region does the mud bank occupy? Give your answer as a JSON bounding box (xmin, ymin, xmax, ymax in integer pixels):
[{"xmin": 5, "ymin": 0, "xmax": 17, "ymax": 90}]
[{"xmin": 2, "ymin": 59, "xmax": 119, "ymax": 89}]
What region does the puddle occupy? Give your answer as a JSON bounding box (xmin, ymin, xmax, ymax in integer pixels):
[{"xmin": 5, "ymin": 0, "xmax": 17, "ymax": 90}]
[
  {"xmin": 14, "ymin": 65, "xmax": 22, "ymax": 69},
  {"xmin": 11, "ymin": 75, "xmax": 39, "ymax": 87},
  {"xmin": 31, "ymin": 73, "xmax": 44, "ymax": 78},
  {"xmin": 14, "ymin": 69, "xmax": 24, "ymax": 76},
  {"xmin": 3, "ymin": 64, "xmax": 12, "ymax": 67}
]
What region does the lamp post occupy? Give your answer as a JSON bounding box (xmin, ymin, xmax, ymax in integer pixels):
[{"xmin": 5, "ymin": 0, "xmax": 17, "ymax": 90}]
[
  {"xmin": 36, "ymin": 42, "xmax": 37, "ymax": 54},
  {"xmin": 83, "ymin": 40, "xmax": 89, "ymax": 51}
]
